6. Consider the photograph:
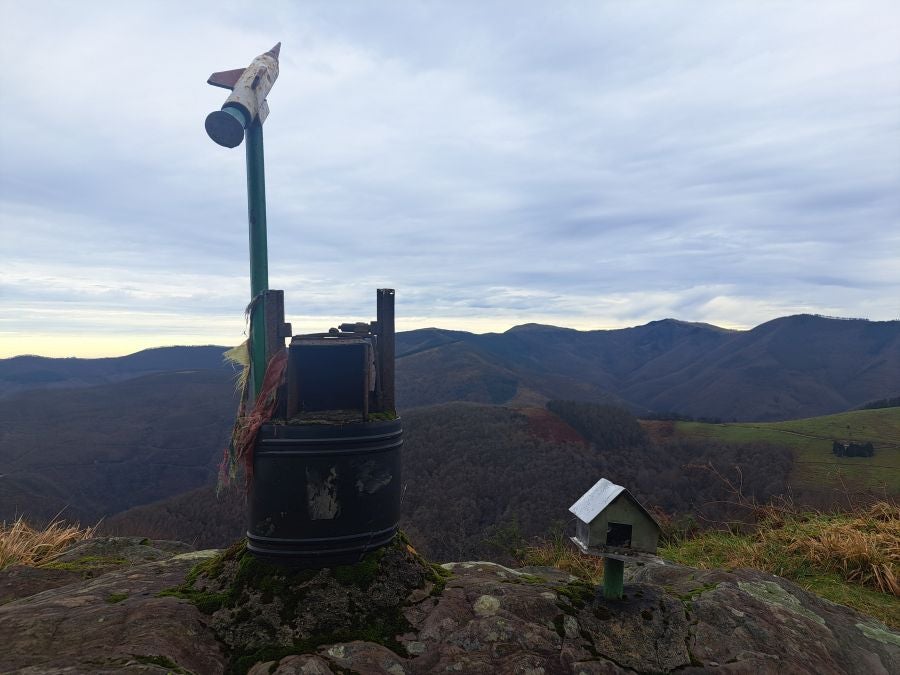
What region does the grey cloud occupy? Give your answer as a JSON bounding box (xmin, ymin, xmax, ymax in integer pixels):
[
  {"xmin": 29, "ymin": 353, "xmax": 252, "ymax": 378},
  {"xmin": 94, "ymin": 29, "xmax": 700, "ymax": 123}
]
[{"xmin": 1, "ymin": 1, "xmax": 899, "ymax": 355}]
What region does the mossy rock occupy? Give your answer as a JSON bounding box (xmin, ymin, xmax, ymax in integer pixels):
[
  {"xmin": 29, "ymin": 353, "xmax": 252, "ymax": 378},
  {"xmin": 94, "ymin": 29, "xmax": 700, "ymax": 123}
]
[
  {"xmin": 39, "ymin": 537, "xmax": 194, "ymax": 578},
  {"xmin": 161, "ymin": 533, "xmax": 442, "ymax": 674}
]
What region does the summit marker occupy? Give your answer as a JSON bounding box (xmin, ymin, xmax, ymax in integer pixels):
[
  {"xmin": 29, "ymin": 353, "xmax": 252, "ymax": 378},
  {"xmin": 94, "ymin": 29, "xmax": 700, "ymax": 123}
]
[
  {"xmin": 205, "ymin": 43, "xmax": 282, "ymax": 397},
  {"xmin": 205, "ymin": 42, "xmax": 281, "ymax": 149}
]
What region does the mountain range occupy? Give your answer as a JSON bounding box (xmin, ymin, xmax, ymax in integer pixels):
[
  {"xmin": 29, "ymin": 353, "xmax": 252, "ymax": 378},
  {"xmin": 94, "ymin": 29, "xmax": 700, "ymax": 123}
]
[
  {"xmin": 395, "ymin": 314, "xmax": 900, "ymax": 420},
  {"xmin": 2, "ymin": 312, "xmax": 895, "ymax": 555},
  {"xmin": 4, "ymin": 314, "xmax": 895, "ymax": 421}
]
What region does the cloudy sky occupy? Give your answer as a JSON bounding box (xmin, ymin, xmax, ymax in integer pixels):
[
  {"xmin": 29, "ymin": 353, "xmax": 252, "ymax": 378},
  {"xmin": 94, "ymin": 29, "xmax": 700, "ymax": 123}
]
[{"xmin": 1, "ymin": 1, "xmax": 898, "ymax": 357}]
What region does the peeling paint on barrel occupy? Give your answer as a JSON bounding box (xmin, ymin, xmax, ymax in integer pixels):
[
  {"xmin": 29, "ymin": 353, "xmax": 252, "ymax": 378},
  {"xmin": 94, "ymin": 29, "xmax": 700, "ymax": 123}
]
[
  {"xmin": 307, "ymin": 466, "xmax": 341, "ymax": 520},
  {"xmin": 355, "ymin": 460, "xmax": 393, "ymax": 494}
]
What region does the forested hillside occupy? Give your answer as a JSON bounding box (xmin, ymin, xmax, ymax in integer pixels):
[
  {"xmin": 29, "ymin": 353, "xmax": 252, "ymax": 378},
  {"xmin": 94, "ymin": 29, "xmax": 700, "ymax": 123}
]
[
  {"xmin": 104, "ymin": 401, "xmax": 793, "ymax": 561},
  {"xmin": 0, "ymin": 370, "xmax": 236, "ymax": 523}
]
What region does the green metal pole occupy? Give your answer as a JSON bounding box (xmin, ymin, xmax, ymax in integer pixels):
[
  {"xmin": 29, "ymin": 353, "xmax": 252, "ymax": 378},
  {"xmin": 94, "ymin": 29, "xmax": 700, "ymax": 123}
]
[
  {"xmin": 245, "ymin": 117, "xmax": 269, "ymax": 397},
  {"xmin": 603, "ymin": 558, "xmax": 624, "ymax": 600}
]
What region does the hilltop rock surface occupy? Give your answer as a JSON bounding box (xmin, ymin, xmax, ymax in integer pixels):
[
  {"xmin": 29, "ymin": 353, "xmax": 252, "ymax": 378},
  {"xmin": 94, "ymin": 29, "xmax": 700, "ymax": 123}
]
[{"xmin": 0, "ymin": 537, "xmax": 897, "ymax": 674}]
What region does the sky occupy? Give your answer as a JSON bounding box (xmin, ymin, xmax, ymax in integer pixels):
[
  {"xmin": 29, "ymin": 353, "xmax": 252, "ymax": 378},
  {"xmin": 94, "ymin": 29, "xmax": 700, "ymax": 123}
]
[{"xmin": 1, "ymin": 1, "xmax": 898, "ymax": 358}]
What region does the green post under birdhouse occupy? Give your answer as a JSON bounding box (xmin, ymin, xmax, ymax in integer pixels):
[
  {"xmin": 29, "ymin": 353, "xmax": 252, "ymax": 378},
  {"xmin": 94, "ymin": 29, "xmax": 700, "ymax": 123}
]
[{"xmin": 603, "ymin": 558, "xmax": 624, "ymax": 599}]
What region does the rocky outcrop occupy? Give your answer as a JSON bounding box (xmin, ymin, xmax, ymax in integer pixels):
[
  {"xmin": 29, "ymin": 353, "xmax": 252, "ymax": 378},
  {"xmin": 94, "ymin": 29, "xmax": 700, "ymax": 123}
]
[
  {"xmin": 0, "ymin": 537, "xmax": 226, "ymax": 674},
  {"xmin": 1, "ymin": 537, "xmax": 897, "ymax": 674}
]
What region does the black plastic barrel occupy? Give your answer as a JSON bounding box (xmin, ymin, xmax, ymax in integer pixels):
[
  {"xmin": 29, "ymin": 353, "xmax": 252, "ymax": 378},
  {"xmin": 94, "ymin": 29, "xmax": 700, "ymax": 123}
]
[{"xmin": 247, "ymin": 418, "xmax": 402, "ymax": 565}]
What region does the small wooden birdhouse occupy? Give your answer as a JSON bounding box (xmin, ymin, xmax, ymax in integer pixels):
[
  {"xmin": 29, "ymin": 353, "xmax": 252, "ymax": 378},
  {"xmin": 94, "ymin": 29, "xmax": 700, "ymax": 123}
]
[{"xmin": 570, "ymin": 478, "xmax": 660, "ymax": 555}]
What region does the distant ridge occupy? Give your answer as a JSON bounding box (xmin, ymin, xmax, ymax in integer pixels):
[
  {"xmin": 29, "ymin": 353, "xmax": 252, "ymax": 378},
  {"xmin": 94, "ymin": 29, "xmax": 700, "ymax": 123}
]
[
  {"xmin": 396, "ymin": 314, "xmax": 900, "ymax": 421},
  {"xmin": 2, "ymin": 315, "xmax": 898, "ymax": 420},
  {"xmin": 0, "ymin": 345, "xmax": 230, "ymax": 398}
]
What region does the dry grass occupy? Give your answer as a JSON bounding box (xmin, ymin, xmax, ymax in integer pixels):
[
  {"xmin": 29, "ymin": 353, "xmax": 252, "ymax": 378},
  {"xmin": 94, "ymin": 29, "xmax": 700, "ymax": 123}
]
[
  {"xmin": 515, "ymin": 530, "xmax": 606, "ymax": 584},
  {"xmin": 662, "ymin": 500, "xmax": 899, "ymax": 596},
  {"xmin": 0, "ymin": 516, "xmax": 97, "ymax": 570},
  {"xmin": 779, "ymin": 502, "xmax": 899, "ymax": 595}
]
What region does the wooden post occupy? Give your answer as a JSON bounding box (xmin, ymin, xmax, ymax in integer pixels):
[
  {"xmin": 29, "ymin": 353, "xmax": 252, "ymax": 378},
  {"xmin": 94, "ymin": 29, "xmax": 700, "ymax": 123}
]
[
  {"xmin": 257, "ymin": 290, "xmax": 289, "ymax": 415},
  {"xmin": 376, "ymin": 289, "xmax": 395, "ymax": 413},
  {"xmin": 262, "ymin": 289, "xmax": 289, "ymax": 363},
  {"xmin": 603, "ymin": 557, "xmax": 624, "ymax": 599}
]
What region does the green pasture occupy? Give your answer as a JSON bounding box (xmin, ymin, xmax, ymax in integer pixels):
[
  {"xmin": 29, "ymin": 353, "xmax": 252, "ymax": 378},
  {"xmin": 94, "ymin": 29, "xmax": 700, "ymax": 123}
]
[{"xmin": 676, "ymin": 408, "xmax": 900, "ymax": 494}]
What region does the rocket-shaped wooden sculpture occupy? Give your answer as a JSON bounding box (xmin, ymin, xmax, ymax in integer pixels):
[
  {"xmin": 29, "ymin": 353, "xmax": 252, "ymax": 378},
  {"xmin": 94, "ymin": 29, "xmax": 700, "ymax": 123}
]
[{"xmin": 205, "ymin": 43, "xmax": 281, "ymax": 148}]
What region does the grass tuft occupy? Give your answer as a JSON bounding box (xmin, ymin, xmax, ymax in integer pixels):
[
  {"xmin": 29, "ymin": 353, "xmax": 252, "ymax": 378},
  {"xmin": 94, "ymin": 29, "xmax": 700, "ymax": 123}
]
[
  {"xmin": 662, "ymin": 501, "xmax": 899, "ymax": 595},
  {"xmin": 514, "ymin": 529, "xmax": 605, "ymax": 585},
  {"xmin": 0, "ymin": 516, "xmax": 97, "ymax": 570},
  {"xmin": 661, "ymin": 500, "xmax": 900, "ymax": 628}
]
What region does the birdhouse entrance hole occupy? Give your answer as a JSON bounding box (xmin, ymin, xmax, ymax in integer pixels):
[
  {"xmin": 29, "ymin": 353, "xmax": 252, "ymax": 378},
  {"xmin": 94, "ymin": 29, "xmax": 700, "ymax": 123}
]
[{"xmin": 606, "ymin": 522, "xmax": 632, "ymax": 548}]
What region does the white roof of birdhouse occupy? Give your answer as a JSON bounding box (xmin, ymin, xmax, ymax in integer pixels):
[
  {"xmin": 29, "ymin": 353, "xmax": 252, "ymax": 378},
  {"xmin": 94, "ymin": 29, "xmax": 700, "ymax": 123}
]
[{"xmin": 569, "ymin": 478, "xmax": 660, "ymax": 528}]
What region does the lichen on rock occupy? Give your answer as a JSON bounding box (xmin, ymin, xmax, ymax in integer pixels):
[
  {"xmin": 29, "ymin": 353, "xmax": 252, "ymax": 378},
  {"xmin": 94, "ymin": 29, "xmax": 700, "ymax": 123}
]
[
  {"xmin": 164, "ymin": 534, "xmax": 441, "ymax": 673},
  {"xmin": 738, "ymin": 579, "xmax": 827, "ymax": 625}
]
